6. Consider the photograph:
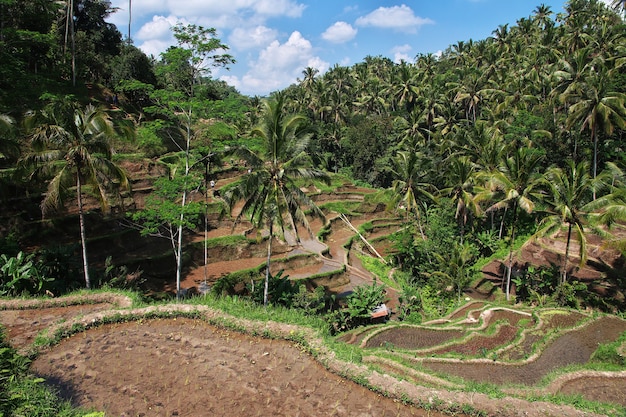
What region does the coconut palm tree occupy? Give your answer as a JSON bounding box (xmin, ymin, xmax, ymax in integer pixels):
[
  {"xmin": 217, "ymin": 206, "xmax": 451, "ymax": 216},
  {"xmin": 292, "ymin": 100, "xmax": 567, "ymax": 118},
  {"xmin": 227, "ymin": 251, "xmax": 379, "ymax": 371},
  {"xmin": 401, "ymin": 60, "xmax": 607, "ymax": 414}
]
[
  {"xmin": 562, "ymin": 67, "xmax": 626, "ymax": 195},
  {"xmin": 224, "ymin": 93, "xmax": 329, "ymax": 306},
  {"xmin": 390, "ymin": 150, "xmax": 436, "ymax": 239},
  {"xmin": 485, "ymin": 146, "xmax": 544, "ymax": 300},
  {"xmin": 439, "ymin": 155, "xmax": 483, "ymax": 244},
  {"xmin": 535, "ymin": 160, "xmax": 607, "ymax": 284},
  {"xmin": 20, "ymin": 98, "xmax": 130, "ymax": 289}
]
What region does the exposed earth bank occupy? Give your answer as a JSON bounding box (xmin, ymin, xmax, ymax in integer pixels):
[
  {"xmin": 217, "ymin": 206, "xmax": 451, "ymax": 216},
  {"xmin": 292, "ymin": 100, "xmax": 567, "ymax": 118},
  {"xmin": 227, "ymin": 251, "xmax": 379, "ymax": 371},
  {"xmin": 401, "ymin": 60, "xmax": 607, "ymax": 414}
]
[{"xmin": 1, "ymin": 294, "xmax": 624, "ymax": 417}]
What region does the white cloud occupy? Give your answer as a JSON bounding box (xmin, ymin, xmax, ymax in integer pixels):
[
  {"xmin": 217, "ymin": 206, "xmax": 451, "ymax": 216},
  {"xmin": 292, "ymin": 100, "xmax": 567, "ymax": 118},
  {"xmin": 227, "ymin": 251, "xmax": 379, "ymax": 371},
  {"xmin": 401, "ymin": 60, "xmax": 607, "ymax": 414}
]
[
  {"xmin": 355, "ymin": 5, "xmax": 434, "ymax": 33},
  {"xmin": 322, "ymin": 21, "xmax": 357, "ymax": 43},
  {"xmin": 229, "ymin": 26, "xmax": 278, "ymax": 50},
  {"xmin": 110, "ymin": 0, "xmax": 305, "ymax": 31},
  {"xmin": 133, "ymin": 15, "xmax": 181, "ymax": 56},
  {"xmin": 222, "ymin": 31, "xmax": 329, "ymax": 95},
  {"xmin": 391, "ymin": 44, "xmax": 414, "ymax": 64},
  {"xmin": 251, "ymin": 0, "xmax": 307, "ymax": 17},
  {"xmin": 135, "ymin": 15, "xmax": 179, "ymax": 41},
  {"xmin": 129, "ymin": 0, "xmax": 306, "ymax": 22}
]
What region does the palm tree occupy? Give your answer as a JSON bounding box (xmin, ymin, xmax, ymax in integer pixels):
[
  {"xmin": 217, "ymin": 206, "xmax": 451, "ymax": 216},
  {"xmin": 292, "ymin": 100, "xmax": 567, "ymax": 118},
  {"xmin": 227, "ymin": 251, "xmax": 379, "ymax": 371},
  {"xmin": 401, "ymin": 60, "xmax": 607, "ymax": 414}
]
[
  {"xmin": 432, "ymin": 241, "xmax": 476, "ymax": 302},
  {"xmin": 535, "ymin": 161, "xmax": 606, "ymax": 284},
  {"xmin": 390, "ymin": 150, "xmax": 436, "ymax": 239},
  {"xmin": 532, "ymin": 4, "xmax": 553, "ymax": 30},
  {"xmin": 439, "ymin": 155, "xmax": 483, "ymax": 244},
  {"xmin": 386, "ymin": 60, "xmax": 419, "ymax": 113},
  {"xmin": 21, "ymin": 98, "xmax": 130, "ymax": 289},
  {"xmin": 224, "ymin": 93, "xmax": 329, "ymax": 306},
  {"xmin": 0, "ymin": 114, "xmax": 20, "ymax": 200},
  {"xmin": 485, "ymin": 146, "xmax": 544, "ymax": 300},
  {"xmin": 562, "ymin": 67, "xmax": 626, "ymax": 195}
]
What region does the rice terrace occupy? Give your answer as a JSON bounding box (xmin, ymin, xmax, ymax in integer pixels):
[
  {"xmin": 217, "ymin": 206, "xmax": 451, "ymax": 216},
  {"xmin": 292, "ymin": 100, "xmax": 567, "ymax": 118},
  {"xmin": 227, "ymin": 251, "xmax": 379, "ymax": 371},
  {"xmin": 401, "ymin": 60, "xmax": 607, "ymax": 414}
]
[
  {"xmin": 1, "ymin": 1, "xmax": 626, "ymax": 416},
  {"xmin": 1, "ymin": 162, "xmax": 626, "ymax": 416}
]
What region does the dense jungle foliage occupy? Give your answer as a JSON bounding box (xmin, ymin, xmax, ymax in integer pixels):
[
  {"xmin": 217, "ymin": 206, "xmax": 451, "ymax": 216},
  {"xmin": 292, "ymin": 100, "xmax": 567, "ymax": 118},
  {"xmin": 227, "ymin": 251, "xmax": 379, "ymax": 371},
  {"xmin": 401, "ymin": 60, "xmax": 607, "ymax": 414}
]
[
  {"xmin": 1, "ymin": 0, "xmax": 626, "ymax": 317},
  {"xmin": 0, "ymin": 2, "xmax": 626, "ymax": 414}
]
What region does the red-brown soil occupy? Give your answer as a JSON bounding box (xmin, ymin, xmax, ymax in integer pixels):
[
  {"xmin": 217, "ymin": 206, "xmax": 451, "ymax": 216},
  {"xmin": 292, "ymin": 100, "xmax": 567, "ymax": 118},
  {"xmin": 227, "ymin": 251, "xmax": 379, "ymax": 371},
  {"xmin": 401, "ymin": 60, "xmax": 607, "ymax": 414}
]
[
  {"xmin": 2, "ymin": 297, "xmax": 456, "ymax": 417},
  {"xmin": 1, "ymin": 296, "xmax": 625, "ymax": 417},
  {"xmin": 353, "ymin": 306, "xmax": 626, "ymax": 412},
  {"xmin": 4, "ymin": 161, "xmax": 626, "ymax": 416}
]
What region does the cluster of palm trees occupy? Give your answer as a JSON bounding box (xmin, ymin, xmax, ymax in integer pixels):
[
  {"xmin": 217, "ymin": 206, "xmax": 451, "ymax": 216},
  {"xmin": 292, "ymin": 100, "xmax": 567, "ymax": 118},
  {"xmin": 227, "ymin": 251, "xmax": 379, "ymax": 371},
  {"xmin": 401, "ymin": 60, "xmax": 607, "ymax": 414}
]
[
  {"xmin": 2, "ymin": 1, "xmax": 625, "ymax": 306},
  {"xmin": 282, "ymin": 1, "xmax": 623, "ymax": 182},
  {"xmin": 277, "ymin": 0, "xmax": 626, "ymax": 300}
]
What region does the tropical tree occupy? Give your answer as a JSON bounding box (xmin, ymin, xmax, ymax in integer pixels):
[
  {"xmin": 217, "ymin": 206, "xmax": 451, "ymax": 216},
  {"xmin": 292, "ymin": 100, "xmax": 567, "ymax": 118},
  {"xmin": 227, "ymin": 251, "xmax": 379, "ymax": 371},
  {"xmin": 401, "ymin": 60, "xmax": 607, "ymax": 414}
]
[
  {"xmin": 485, "ymin": 146, "xmax": 544, "ymax": 300},
  {"xmin": 224, "ymin": 93, "xmax": 329, "ymax": 306},
  {"xmin": 149, "ymin": 23, "xmax": 234, "ymax": 299},
  {"xmin": 431, "ymin": 241, "xmax": 477, "ymax": 302},
  {"xmin": 0, "ymin": 114, "xmax": 19, "ymax": 161},
  {"xmin": 0, "ymin": 114, "xmax": 20, "ymax": 200},
  {"xmin": 390, "ymin": 150, "xmax": 436, "ymax": 239},
  {"xmin": 562, "ymin": 66, "xmax": 626, "ymax": 195},
  {"xmin": 20, "ymin": 98, "xmax": 130, "ymax": 289},
  {"xmin": 439, "ymin": 155, "xmax": 483, "ymax": 243},
  {"xmin": 535, "ymin": 161, "xmax": 607, "ymax": 284}
]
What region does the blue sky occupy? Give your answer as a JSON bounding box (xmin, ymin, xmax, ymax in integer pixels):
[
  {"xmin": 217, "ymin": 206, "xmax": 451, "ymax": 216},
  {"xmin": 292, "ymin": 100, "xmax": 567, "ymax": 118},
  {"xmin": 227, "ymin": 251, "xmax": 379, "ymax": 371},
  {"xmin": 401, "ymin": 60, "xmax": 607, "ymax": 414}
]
[{"xmin": 105, "ymin": 1, "xmax": 614, "ymax": 97}]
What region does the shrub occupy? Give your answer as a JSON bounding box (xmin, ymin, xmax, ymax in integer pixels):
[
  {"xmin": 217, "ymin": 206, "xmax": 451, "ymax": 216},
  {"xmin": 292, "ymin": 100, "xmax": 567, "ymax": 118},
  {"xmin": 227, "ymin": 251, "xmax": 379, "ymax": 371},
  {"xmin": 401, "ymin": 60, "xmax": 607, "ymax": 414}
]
[
  {"xmin": 136, "ymin": 121, "xmax": 167, "ymax": 157},
  {"xmin": 291, "ymin": 285, "xmax": 327, "ymax": 315},
  {"xmin": 0, "ymin": 252, "xmax": 52, "ymax": 296},
  {"xmin": 326, "ymin": 281, "xmax": 387, "ymax": 334},
  {"xmin": 249, "ymin": 270, "xmax": 299, "ymax": 307}
]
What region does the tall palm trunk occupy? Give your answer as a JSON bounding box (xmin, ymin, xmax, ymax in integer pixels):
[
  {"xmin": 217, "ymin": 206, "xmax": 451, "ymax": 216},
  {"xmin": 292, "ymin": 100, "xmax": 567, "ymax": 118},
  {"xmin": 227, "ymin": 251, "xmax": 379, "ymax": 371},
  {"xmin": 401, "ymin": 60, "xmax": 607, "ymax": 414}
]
[
  {"xmin": 128, "ymin": 0, "xmax": 132, "ymax": 43},
  {"xmin": 562, "ymin": 223, "xmax": 573, "ymax": 284},
  {"xmin": 591, "ymin": 125, "xmax": 597, "ymax": 200},
  {"xmin": 76, "ymin": 170, "xmax": 91, "ymax": 289},
  {"xmin": 504, "ymin": 202, "xmax": 518, "ymax": 301},
  {"xmin": 498, "ymin": 206, "xmax": 508, "ymax": 239},
  {"xmin": 264, "ymin": 223, "xmax": 273, "ymax": 306},
  {"xmin": 65, "ymin": 0, "xmax": 76, "ymax": 87}
]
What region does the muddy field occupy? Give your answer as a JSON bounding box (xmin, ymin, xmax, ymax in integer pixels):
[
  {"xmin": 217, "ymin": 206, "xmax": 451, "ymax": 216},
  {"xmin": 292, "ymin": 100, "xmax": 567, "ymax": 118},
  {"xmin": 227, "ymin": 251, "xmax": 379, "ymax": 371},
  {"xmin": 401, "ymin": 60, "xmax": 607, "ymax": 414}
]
[{"xmin": 1, "ymin": 296, "xmax": 625, "ymax": 417}]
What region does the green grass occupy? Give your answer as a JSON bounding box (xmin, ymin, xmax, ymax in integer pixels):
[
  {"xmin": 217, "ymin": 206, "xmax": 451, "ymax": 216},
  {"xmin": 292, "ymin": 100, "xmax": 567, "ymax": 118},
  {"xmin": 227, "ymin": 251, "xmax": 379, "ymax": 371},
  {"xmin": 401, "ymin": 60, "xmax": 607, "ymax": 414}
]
[
  {"xmin": 318, "ymin": 201, "xmax": 362, "ymax": 214},
  {"xmin": 5, "ymin": 285, "xmax": 626, "ymax": 417},
  {"xmin": 354, "ymin": 253, "xmax": 398, "ymax": 290}
]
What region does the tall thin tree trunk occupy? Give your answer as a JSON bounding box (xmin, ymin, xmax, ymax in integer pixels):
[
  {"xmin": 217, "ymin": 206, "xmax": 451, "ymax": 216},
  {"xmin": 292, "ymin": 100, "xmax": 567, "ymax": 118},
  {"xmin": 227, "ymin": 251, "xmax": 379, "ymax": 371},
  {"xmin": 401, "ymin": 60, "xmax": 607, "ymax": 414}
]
[
  {"xmin": 264, "ymin": 223, "xmax": 273, "ymax": 306},
  {"xmin": 592, "ymin": 126, "xmax": 597, "ymax": 200},
  {"xmin": 128, "ymin": 0, "xmax": 132, "ymax": 43},
  {"xmin": 175, "ymin": 126, "xmax": 193, "ymax": 300},
  {"xmin": 77, "ymin": 171, "xmax": 91, "ymax": 289},
  {"xmin": 69, "ymin": 0, "xmax": 76, "ymax": 86},
  {"xmin": 505, "ymin": 203, "xmax": 518, "ymax": 301},
  {"xmin": 64, "ymin": 0, "xmax": 70, "ymax": 54},
  {"xmin": 175, "ymin": 192, "xmax": 185, "ymax": 300},
  {"xmin": 498, "ymin": 206, "xmax": 508, "ymax": 239},
  {"xmin": 562, "ymin": 223, "xmax": 573, "ymax": 284},
  {"xmin": 203, "ymin": 159, "xmax": 210, "ymax": 287}
]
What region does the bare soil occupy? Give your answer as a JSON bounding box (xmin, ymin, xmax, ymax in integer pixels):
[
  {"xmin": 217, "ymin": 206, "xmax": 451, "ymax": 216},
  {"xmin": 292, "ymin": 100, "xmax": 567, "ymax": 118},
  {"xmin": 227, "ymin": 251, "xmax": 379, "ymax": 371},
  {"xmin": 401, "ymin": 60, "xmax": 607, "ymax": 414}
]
[
  {"xmin": 2, "ymin": 298, "xmax": 454, "ymax": 417},
  {"xmin": 4, "ymin": 163, "xmax": 626, "ymax": 416},
  {"xmin": 2, "ymin": 296, "xmax": 625, "ymax": 417}
]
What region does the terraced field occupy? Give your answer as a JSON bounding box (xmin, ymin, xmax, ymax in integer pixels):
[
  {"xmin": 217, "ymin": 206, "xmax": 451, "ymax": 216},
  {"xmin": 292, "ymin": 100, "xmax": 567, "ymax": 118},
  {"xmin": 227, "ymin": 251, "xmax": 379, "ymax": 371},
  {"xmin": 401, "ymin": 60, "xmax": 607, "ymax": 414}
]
[
  {"xmin": 1, "ymin": 295, "xmax": 625, "ymax": 416},
  {"xmin": 3, "ymin": 161, "xmax": 626, "ymax": 416}
]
